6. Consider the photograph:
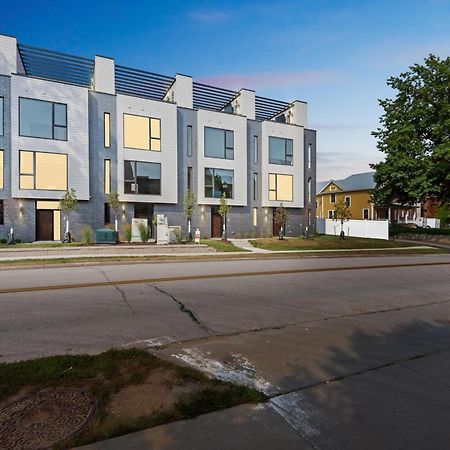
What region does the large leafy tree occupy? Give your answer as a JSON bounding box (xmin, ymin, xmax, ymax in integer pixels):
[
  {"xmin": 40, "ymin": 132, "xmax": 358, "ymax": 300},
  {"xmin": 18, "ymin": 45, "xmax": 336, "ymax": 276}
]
[{"xmin": 371, "ymin": 54, "xmax": 450, "ymax": 208}]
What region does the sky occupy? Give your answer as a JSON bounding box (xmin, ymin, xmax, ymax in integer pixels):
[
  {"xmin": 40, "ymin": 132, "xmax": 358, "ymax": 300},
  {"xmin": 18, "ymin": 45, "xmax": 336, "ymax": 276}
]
[{"xmin": 2, "ymin": 0, "xmax": 450, "ymax": 181}]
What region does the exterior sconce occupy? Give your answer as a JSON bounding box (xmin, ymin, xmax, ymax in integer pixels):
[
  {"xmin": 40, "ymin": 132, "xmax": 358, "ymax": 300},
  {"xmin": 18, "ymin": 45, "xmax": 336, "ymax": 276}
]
[
  {"xmin": 122, "ymin": 205, "xmax": 126, "ymax": 219},
  {"xmin": 201, "ymin": 205, "xmax": 205, "ymax": 220},
  {"xmin": 19, "ymin": 202, "xmax": 24, "ymax": 216}
]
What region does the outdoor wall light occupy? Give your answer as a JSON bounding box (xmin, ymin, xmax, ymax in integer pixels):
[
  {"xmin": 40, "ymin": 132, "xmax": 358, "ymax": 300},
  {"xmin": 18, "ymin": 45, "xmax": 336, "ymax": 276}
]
[{"xmin": 19, "ymin": 203, "xmax": 24, "ymax": 216}]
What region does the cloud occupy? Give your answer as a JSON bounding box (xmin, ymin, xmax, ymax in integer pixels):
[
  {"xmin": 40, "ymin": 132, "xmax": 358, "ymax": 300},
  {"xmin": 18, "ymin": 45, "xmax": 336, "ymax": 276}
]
[
  {"xmin": 189, "ymin": 10, "xmax": 229, "ymax": 24},
  {"xmin": 196, "ymin": 70, "xmax": 346, "ymax": 90}
]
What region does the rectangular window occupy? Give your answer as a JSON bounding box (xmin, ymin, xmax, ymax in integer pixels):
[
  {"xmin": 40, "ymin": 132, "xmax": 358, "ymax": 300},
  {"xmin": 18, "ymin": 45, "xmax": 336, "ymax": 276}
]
[
  {"xmin": 363, "ymin": 208, "xmax": 370, "ymax": 220},
  {"xmin": 204, "ymin": 127, "xmax": 234, "ymax": 160},
  {"xmin": 0, "ymin": 97, "xmax": 3, "ymax": 136},
  {"xmin": 187, "ymin": 125, "xmax": 193, "ymax": 157},
  {"xmin": 253, "ymin": 207, "xmax": 258, "ymax": 226},
  {"xmin": 307, "ymin": 144, "xmax": 312, "ymax": 169},
  {"xmin": 204, "ymin": 168, "xmax": 234, "ymax": 199},
  {"xmin": 19, "ymin": 98, "xmax": 67, "ymax": 140},
  {"xmin": 124, "ymin": 160, "xmax": 161, "ymax": 195},
  {"xmin": 345, "ymin": 196, "xmax": 351, "ymax": 207},
  {"xmin": 253, "ymin": 172, "xmax": 258, "ymax": 201},
  {"xmin": 123, "ymin": 113, "xmax": 161, "ymax": 151},
  {"xmin": 104, "ymin": 160, "xmax": 111, "ymax": 194},
  {"xmin": 330, "ymin": 193, "xmax": 336, "ymax": 203},
  {"xmin": 0, "ymin": 150, "xmax": 3, "ymax": 189},
  {"xmin": 268, "ymin": 173, "xmax": 293, "ymax": 202},
  {"xmin": 19, "ymin": 151, "xmax": 67, "ymax": 190},
  {"xmin": 253, "ymin": 135, "xmax": 258, "ymax": 164},
  {"xmin": 0, "ymin": 200, "xmax": 3, "ymax": 225},
  {"xmin": 307, "ymin": 177, "xmax": 312, "ymax": 203},
  {"xmin": 328, "ymin": 210, "xmax": 335, "ymax": 219},
  {"xmin": 105, "ymin": 203, "xmax": 111, "ymax": 224},
  {"xmin": 269, "ymin": 137, "xmax": 293, "ymax": 165},
  {"xmin": 187, "ymin": 166, "xmax": 192, "ymax": 190},
  {"xmin": 104, "ymin": 112, "xmax": 111, "ymax": 148}
]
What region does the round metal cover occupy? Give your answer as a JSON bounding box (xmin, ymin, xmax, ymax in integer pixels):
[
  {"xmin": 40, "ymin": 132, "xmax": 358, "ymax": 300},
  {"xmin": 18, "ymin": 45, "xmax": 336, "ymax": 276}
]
[{"xmin": 0, "ymin": 388, "xmax": 96, "ymax": 450}]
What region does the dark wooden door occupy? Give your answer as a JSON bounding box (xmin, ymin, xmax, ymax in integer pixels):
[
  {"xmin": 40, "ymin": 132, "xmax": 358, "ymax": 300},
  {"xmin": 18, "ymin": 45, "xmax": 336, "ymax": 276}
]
[
  {"xmin": 211, "ymin": 209, "xmax": 222, "ymax": 238},
  {"xmin": 36, "ymin": 210, "xmax": 54, "ymax": 241},
  {"xmin": 273, "ymin": 214, "xmax": 281, "ymax": 237}
]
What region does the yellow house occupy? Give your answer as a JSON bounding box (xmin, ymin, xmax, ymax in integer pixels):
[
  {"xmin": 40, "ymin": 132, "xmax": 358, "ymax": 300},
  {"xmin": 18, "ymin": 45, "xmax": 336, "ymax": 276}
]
[{"xmin": 316, "ymin": 172, "xmax": 375, "ymax": 220}]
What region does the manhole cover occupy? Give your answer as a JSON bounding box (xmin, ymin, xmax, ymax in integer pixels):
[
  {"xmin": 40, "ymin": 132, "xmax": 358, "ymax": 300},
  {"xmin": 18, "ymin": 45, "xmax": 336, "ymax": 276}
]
[{"xmin": 0, "ymin": 388, "xmax": 96, "ymax": 450}]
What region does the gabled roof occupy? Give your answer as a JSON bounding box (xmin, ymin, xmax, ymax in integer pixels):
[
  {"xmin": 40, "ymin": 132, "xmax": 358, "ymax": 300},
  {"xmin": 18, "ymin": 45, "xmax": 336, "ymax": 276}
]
[{"xmin": 317, "ymin": 172, "xmax": 375, "ymax": 194}]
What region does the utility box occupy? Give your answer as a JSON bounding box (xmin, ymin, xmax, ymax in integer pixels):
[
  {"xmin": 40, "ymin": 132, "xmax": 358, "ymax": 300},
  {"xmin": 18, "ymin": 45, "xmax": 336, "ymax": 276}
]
[
  {"xmin": 156, "ymin": 214, "xmax": 169, "ymax": 245},
  {"xmin": 95, "ymin": 228, "xmax": 118, "ymax": 244}
]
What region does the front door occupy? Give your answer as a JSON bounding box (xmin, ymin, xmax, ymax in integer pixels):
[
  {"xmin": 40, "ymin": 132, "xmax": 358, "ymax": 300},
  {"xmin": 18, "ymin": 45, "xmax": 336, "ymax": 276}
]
[
  {"xmin": 273, "ymin": 211, "xmax": 281, "ymax": 237},
  {"xmin": 36, "ymin": 210, "xmax": 54, "ymax": 241},
  {"xmin": 211, "ymin": 207, "xmax": 222, "ymax": 238}
]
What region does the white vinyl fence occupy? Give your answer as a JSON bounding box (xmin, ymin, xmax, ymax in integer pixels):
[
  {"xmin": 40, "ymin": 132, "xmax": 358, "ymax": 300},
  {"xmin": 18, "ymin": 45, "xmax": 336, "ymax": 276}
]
[{"xmin": 316, "ymin": 219, "xmax": 389, "ymax": 240}]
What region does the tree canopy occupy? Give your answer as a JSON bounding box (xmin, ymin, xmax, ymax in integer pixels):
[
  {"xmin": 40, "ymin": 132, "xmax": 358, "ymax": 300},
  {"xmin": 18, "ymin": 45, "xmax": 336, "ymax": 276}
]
[{"xmin": 371, "ymin": 54, "xmax": 450, "ymax": 207}]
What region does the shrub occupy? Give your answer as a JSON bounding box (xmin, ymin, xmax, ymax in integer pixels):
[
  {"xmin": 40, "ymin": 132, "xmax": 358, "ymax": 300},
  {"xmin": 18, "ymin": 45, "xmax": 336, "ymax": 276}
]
[
  {"xmin": 122, "ymin": 223, "xmax": 132, "ymax": 243},
  {"xmin": 81, "ymin": 225, "xmax": 92, "ymax": 245},
  {"xmin": 0, "ymin": 239, "xmax": 6, "ymax": 244},
  {"xmin": 173, "ymin": 228, "xmax": 184, "ymax": 244},
  {"xmin": 138, "ymin": 222, "xmax": 149, "ymax": 243}
]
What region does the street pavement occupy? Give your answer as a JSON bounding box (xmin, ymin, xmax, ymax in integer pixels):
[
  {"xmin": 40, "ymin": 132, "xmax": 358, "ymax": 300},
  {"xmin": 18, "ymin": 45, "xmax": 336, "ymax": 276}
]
[{"xmin": 0, "ymin": 254, "xmax": 449, "ymax": 449}]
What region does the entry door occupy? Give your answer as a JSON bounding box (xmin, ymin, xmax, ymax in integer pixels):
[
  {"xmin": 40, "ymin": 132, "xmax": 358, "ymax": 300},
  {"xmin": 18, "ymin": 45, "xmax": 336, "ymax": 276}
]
[
  {"xmin": 273, "ymin": 211, "xmax": 281, "ymax": 237},
  {"xmin": 36, "ymin": 210, "xmax": 54, "ymax": 241},
  {"xmin": 211, "ymin": 208, "xmax": 222, "ymax": 238}
]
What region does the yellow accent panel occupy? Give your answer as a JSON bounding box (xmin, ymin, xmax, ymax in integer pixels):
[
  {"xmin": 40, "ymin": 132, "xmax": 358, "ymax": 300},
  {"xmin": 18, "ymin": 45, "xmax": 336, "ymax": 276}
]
[
  {"xmin": 104, "ymin": 160, "xmax": 111, "ymax": 194},
  {"xmin": 35, "ymin": 153, "xmax": 67, "ymax": 190},
  {"xmin": 20, "ymin": 175, "xmax": 34, "ymax": 189},
  {"xmin": 20, "ymin": 151, "xmax": 34, "ymax": 174},
  {"xmin": 150, "ymin": 118, "xmax": 160, "ymax": 139},
  {"xmin": 0, "ymin": 150, "xmax": 3, "ymax": 189},
  {"xmin": 277, "ymin": 175, "xmax": 293, "ymax": 202},
  {"xmin": 36, "ymin": 201, "xmax": 60, "ymax": 210},
  {"xmin": 269, "ymin": 174, "xmax": 276, "ymax": 190},
  {"xmin": 104, "ymin": 113, "xmax": 110, "ymax": 148},
  {"xmin": 269, "ymin": 191, "xmax": 276, "ymax": 201},
  {"xmin": 150, "ymin": 139, "xmax": 161, "ymax": 152},
  {"xmin": 53, "ymin": 210, "xmax": 61, "ymax": 241},
  {"xmin": 124, "ymin": 114, "xmax": 150, "ymax": 150}
]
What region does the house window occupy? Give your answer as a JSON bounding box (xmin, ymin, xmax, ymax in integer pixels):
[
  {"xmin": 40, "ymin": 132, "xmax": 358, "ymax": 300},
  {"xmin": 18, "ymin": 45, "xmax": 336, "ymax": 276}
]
[
  {"xmin": 307, "ymin": 143, "xmax": 312, "ymax": 169},
  {"xmin": 104, "ymin": 112, "xmax": 111, "ymax": 148},
  {"xmin": 0, "ymin": 200, "xmax": 3, "ymax": 225},
  {"xmin": 204, "ymin": 127, "xmax": 234, "ymax": 159},
  {"xmin": 345, "ymin": 196, "xmax": 351, "ymax": 207},
  {"xmin": 124, "ymin": 160, "xmax": 161, "ymax": 195},
  {"xmin": 187, "ymin": 166, "xmax": 192, "ymax": 190},
  {"xmin": 104, "ymin": 203, "xmax": 111, "ymax": 224},
  {"xmin": 253, "ymin": 207, "xmax": 257, "ymax": 226},
  {"xmin": 19, "ymin": 151, "xmax": 67, "ymax": 190},
  {"xmin": 187, "ymin": 125, "xmax": 193, "ymax": 157},
  {"xmin": 328, "ymin": 210, "xmax": 335, "ymax": 219},
  {"xmin": 269, "ymin": 137, "xmax": 293, "ymax": 165},
  {"xmin": 253, "ymin": 172, "xmax": 258, "ymax": 201},
  {"xmin": 123, "ymin": 114, "xmax": 161, "ymax": 151},
  {"xmin": 104, "ymin": 160, "xmax": 111, "ymax": 194},
  {"xmin": 0, "ymin": 97, "xmax": 3, "ymax": 136},
  {"xmin": 19, "ymin": 98, "xmax": 67, "ymax": 140},
  {"xmin": 307, "ymin": 177, "xmax": 312, "ymax": 203},
  {"xmin": 0, "ymin": 150, "xmax": 3, "ymax": 189},
  {"xmin": 253, "ymin": 135, "xmax": 258, "ymax": 163},
  {"xmin": 330, "ymin": 193, "xmax": 336, "ymax": 203},
  {"xmin": 363, "ymin": 208, "xmax": 370, "ymax": 220},
  {"xmin": 269, "ymin": 173, "xmax": 293, "ymax": 202},
  {"xmin": 204, "ymin": 168, "xmax": 234, "ymax": 199}
]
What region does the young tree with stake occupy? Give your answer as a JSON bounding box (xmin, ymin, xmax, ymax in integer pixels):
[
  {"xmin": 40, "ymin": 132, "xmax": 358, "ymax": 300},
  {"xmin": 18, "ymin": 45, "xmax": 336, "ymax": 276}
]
[
  {"xmin": 183, "ymin": 189, "xmax": 196, "ymax": 241},
  {"xmin": 60, "ymin": 188, "xmax": 78, "ymax": 243},
  {"xmin": 106, "ymin": 192, "xmax": 120, "ymax": 232},
  {"xmin": 218, "ymin": 193, "xmax": 231, "ymax": 241}
]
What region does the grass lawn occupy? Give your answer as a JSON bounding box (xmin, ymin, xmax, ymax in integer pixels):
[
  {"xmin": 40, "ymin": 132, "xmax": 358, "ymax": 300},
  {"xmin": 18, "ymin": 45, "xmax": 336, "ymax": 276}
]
[
  {"xmin": 0, "ymin": 348, "xmax": 265, "ymax": 449},
  {"xmin": 0, "ymin": 242, "xmax": 82, "ymax": 249},
  {"xmin": 250, "ymin": 235, "xmax": 415, "ymax": 251},
  {"xmin": 202, "ymin": 239, "xmax": 246, "ymax": 252}
]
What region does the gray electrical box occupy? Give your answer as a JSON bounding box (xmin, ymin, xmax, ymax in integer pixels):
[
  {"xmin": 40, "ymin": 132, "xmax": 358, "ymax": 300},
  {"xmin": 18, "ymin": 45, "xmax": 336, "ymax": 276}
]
[{"xmin": 156, "ymin": 214, "xmax": 169, "ymax": 245}]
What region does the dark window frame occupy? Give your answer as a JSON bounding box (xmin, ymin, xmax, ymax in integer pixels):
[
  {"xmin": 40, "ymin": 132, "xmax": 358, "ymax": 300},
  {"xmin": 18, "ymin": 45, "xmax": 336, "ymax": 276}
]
[
  {"xmin": 124, "ymin": 160, "xmax": 161, "ymax": 196},
  {"xmin": 187, "ymin": 166, "xmax": 192, "ymax": 190},
  {"xmin": 122, "ymin": 113, "xmax": 161, "ymax": 151},
  {"xmin": 0, "ymin": 97, "xmax": 4, "ymax": 137},
  {"xmin": 345, "ymin": 196, "xmax": 351, "ymax": 207},
  {"xmin": 330, "ymin": 193, "xmax": 336, "ymax": 203},
  {"xmin": 187, "ymin": 125, "xmax": 193, "ymax": 157},
  {"xmin": 268, "ymin": 136, "xmax": 293, "ymax": 166},
  {"xmin": 0, "ymin": 200, "xmax": 3, "ymax": 225},
  {"xmin": 204, "ymin": 167, "xmax": 234, "ymax": 199},
  {"xmin": 104, "ymin": 112, "xmax": 111, "ymax": 148},
  {"xmin": 269, "ymin": 173, "xmax": 294, "ymax": 202},
  {"xmin": 253, "ymin": 172, "xmax": 258, "ymax": 201},
  {"xmin": 253, "ymin": 135, "xmax": 258, "ymax": 164},
  {"xmin": 204, "ymin": 126, "xmax": 234, "ymax": 160},
  {"xmin": 19, "ymin": 97, "xmax": 68, "ymax": 141}
]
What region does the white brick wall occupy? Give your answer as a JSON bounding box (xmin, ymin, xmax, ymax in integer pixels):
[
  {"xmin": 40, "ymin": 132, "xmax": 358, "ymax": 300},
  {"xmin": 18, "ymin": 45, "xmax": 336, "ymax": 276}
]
[
  {"xmin": 94, "ymin": 56, "xmax": 115, "ymax": 95},
  {"xmin": 117, "ymin": 94, "xmax": 178, "ymax": 204},
  {"xmin": 11, "ymin": 75, "xmax": 90, "ymax": 200},
  {"xmin": 0, "ymin": 35, "xmax": 17, "ymax": 76}
]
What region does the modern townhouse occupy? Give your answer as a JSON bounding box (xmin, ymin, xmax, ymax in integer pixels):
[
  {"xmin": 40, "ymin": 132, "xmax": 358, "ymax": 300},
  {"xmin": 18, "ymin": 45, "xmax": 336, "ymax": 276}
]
[{"xmin": 0, "ymin": 34, "xmax": 316, "ymax": 242}]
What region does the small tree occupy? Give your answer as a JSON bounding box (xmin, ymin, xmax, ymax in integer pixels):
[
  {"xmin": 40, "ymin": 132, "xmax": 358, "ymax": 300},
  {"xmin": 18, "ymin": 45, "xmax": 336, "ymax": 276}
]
[
  {"xmin": 333, "ymin": 200, "xmax": 351, "ymax": 239},
  {"xmin": 60, "ymin": 189, "xmax": 78, "ymax": 243},
  {"xmin": 106, "ymin": 192, "xmax": 120, "ymax": 231},
  {"xmin": 436, "ymin": 203, "xmax": 450, "ymax": 228},
  {"xmin": 183, "ymin": 189, "xmax": 196, "ymax": 241},
  {"xmin": 274, "ymin": 203, "xmax": 288, "ymax": 240},
  {"xmin": 218, "ymin": 193, "xmax": 231, "ymax": 240}
]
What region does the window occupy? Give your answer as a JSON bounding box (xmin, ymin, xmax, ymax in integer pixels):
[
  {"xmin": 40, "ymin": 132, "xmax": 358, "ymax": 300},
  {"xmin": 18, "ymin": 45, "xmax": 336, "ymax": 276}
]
[
  {"xmin": 269, "ymin": 137, "xmax": 293, "ymax": 165},
  {"xmin": 253, "ymin": 207, "xmax": 257, "ymax": 226},
  {"xmin": 0, "ymin": 200, "xmax": 3, "ymax": 225},
  {"xmin": 0, "ymin": 97, "xmax": 3, "ymax": 136},
  {"xmin": 204, "ymin": 168, "xmax": 234, "ymax": 199},
  {"xmin": 187, "ymin": 125, "xmax": 193, "ymax": 157},
  {"xmin": 268, "ymin": 173, "xmax": 293, "ymax": 202},
  {"xmin": 328, "ymin": 210, "xmax": 335, "ymax": 219},
  {"xmin": 253, "ymin": 172, "xmax": 258, "ymax": 201},
  {"xmin": 104, "ymin": 160, "xmax": 111, "ymax": 194},
  {"xmin": 345, "ymin": 196, "xmax": 351, "ymax": 207},
  {"xmin": 204, "ymin": 127, "xmax": 234, "ymax": 159},
  {"xmin": 187, "ymin": 167, "xmax": 192, "ymax": 190},
  {"xmin": 123, "ymin": 114, "xmax": 161, "ymax": 151},
  {"xmin": 19, "ymin": 98, "xmax": 67, "ymax": 140},
  {"xmin": 330, "ymin": 193, "xmax": 336, "ymax": 203},
  {"xmin": 104, "ymin": 113, "xmax": 110, "ymax": 148},
  {"xmin": 124, "ymin": 160, "xmax": 161, "ymax": 195},
  {"xmin": 253, "ymin": 135, "xmax": 258, "ymax": 163},
  {"xmin": 307, "ymin": 144, "xmax": 312, "ymax": 169},
  {"xmin": 307, "ymin": 177, "xmax": 312, "ymax": 203},
  {"xmin": 19, "ymin": 151, "xmax": 67, "ymax": 190},
  {"xmin": 0, "ymin": 150, "xmax": 3, "ymax": 189},
  {"xmin": 105, "ymin": 203, "xmax": 111, "ymax": 224},
  {"xmin": 363, "ymin": 208, "xmax": 370, "ymax": 220}
]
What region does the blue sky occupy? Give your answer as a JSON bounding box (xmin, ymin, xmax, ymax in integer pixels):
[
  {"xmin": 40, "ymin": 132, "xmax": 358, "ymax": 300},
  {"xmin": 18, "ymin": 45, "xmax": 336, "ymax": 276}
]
[{"xmin": 3, "ymin": 0, "xmax": 450, "ymax": 180}]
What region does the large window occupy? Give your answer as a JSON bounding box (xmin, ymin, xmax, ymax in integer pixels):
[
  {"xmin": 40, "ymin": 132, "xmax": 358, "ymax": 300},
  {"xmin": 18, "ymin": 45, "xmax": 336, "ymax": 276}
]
[
  {"xmin": 124, "ymin": 160, "xmax": 161, "ymax": 195},
  {"xmin": 269, "ymin": 137, "xmax": 293, "ymax": 165},
  {"xmin": 0, "ymin": 97, "xmax": 3, "ymax": 136},
  {"xmin": 104, "ymin": 112, "xmax": 111, "ymax": 148},
  {"xmin": 123, "ymin": 114, "xmax": 161, "ymax": 151},
  {"xmin": 187, "ymin": 125, "xmax": 193, "ymax": 157},
  {"xmin": 269, "ymin": 173, "xmax": 293, "ymax": 202},
  {"xmin": 19, "ymin": 151, "xmax": 67, "ymax": 190},
  {"xmin": 0, "ymin": 150, "xmax": 3, "ymax": 189},
  {"xmin": 204, "ymin": 168, "xmax": 234, "ymax": 199},
  {"xmin": 19, "ymin": 98, "xmax": 67, "ymax": 140},
  {"xmin": 204, "ymin": 127, "xmax": 234, "ymax": 159},
  {"xmin": 104, "ymin": 160, "xmax": 111, "ymax": 194}
]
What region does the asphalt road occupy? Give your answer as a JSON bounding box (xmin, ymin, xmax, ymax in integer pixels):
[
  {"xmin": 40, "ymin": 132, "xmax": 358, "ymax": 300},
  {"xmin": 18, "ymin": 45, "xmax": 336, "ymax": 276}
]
[{"xmin": 1, "ymin": 254, "xmax": 450, "ymax": 449}]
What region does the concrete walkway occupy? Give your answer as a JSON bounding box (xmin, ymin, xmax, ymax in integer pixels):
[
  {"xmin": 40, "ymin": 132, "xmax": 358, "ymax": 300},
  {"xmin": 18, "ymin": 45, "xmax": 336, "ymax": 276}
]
[{"xmin": 229, "ymin": 238, "xmax": 272, "ymax": 253}]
